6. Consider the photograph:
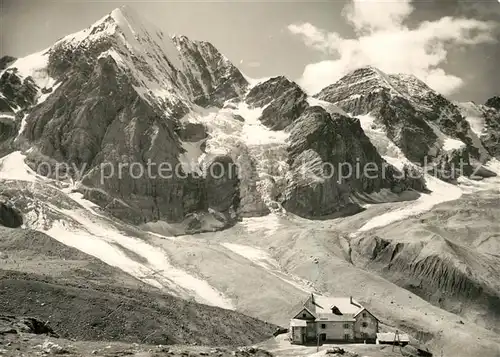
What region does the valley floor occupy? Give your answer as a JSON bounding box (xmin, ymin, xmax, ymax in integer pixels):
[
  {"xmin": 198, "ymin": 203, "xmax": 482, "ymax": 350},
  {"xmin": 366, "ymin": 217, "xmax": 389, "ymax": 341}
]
[
  {"xmin": 260, "ymin": 335, "xmax": 422, "ymax": 357},
  {"xmin": 1, "ymin": 158, "xmax": 500, "ymax": 357},
  {"xmin": 0, "ymin": 333, "xmax": 274, "ymax": 357},
  {"xmin": 0, "ymin": 333, "xmax": 429, "ymax": 357}
]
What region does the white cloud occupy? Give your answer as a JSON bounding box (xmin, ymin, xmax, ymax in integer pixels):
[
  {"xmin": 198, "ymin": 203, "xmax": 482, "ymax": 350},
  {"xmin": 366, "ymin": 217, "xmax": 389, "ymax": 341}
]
[
  {"xmin": 288, "ymin": 23, "xmax": 342, "ymax": 54},
  {"xmin": 343, "ymin": 0, "xmax": 413, "ymax": 33},
  {"xmin": 239, "ymin": 59, "xmax": 261, "ymax": 68},
  {"xmin": 289, "ymin": 0, "xmax": 497, "ymax": 95}
]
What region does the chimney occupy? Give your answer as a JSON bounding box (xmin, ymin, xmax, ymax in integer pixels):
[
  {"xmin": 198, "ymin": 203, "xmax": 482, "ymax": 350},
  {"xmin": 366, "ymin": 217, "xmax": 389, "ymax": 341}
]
[{"xmin": 350, "ymin": 296, "xmax": 353, "ymax": 305}]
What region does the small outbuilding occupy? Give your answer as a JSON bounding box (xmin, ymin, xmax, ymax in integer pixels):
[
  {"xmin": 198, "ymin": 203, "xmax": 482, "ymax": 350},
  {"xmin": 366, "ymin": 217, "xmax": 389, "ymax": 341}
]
[
  {"xmin": 376, "ymin": 332, "xmax": 410, "ymax": 346},
  {"xmin": 289, "ymin": 319, "xmax": 308, "ymax": 344}
]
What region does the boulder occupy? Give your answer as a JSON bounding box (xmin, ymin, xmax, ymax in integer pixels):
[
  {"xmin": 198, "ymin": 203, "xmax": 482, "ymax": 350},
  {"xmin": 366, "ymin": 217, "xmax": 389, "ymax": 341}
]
[{"xmin": 0, "ymin": 202, "xmax": 23, "ymax": 228}]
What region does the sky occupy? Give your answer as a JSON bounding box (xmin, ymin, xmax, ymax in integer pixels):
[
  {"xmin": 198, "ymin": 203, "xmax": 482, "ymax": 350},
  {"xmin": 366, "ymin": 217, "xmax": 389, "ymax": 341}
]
[{"xmin": 1, "ymin": 0, "xmax": 499, "ymax": 103}]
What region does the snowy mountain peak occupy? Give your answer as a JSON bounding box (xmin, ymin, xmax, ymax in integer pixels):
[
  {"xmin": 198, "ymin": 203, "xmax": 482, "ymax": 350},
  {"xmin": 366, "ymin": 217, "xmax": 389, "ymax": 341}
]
[
  {"xmin": 56, "ymin": 6, "xmax": 182, "ymax": 71},
  {"xmin": 315, "ymin": 65, "xmax": 444, "ymax": 113}
]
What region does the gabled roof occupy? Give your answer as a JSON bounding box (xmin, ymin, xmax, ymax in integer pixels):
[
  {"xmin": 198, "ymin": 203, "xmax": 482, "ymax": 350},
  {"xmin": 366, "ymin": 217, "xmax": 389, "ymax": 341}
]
[
  {"xmin": 294, "ymin": 294, "xmax": 380, "ymax": 323},
  {"xmin": 354, "ymin": 308, "xmax": 380, "ymax": 322},
  {"xmin": 306, "ymin": 294, "xmax": 364, "ymax": 315},
  {"xmin": 293, "ymin": 306, "xmax": 316, "ymax": 319}
]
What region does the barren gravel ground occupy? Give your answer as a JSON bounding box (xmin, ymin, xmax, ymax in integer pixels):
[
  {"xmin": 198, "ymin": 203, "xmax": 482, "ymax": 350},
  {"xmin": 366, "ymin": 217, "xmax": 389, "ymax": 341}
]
[
  {"xmin": 0, "ymin": 333, "xmax": 274, "ymax": 357},
  {"xmin": 2, "ymin": 180, "xmax": 500, "ymax": 357},
  {"xmin": 0, "ymin": 227, "xmax": 277, "ymax": 347}
]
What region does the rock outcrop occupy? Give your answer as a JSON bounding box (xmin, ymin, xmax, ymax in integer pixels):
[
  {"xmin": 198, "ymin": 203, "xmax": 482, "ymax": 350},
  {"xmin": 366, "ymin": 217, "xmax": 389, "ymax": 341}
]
[
  {"xmin": 0, "ymin": 70, "xmax": 38, "ymax": 113},
  {"xmin": 0, "ymin": 203, "xmax": 23, "ymax": 228},
  {"xmin": 485, "ymin": 96, "xmax": 500, "ymax": 111},
  {"xmin": 0, "ymin": 55, "xmax": 16, "ymax": 71},
  {"xmin": 0, "ymin": 315, "xmax": 57, "ymax": 336},
  {"xmin": 246, "ymin": 76, "xmax": 309, "ymax": 130}
]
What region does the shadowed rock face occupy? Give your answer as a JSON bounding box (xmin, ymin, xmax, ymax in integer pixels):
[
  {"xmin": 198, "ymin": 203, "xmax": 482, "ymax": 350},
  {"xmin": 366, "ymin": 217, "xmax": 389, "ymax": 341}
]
[
  {"xmin": 279, "ymin": 106, "xmax": 426, "ymax": 218},
  {"xmin": 0, "ymin": 116, "xmax": 18, "ymax": 157},
  {"xmin": 23, "ymin": 53, "xmax": 185, "ymax": 223},
  {"xmin": 173, "ymin": 35, "xmax": 248, "ymax": 107},
  {"xmin": 0, "ymin": 71, "xmax": 38, "ymax": 112},
  {"xmin": 17, "ymin": 34, "xmax": 239, "ymax": 228},
  {"xmin": 205, "ymin": 155, "xmax": 240, "ymax": 213},
  {"xmin": 0, "ymin": 203, "xmax": 23, "ymax": 228},
  {"xmin": 0, "ymin": 315, "xmax": 57, "ymax": 336},
  {"xmin": 481, "ymin": 98, "xmax": 500, "ymax": 159},
  {"xmin": 246, "ymin": 76, "xmax": 309, "ymax": 130},
  {"xmin": 485, "ymin": 96, "xmax": 500, "ymax": 111},
  {"xmin": 0, "ymin": 56, "xmax": 16, "ymax": 71}
]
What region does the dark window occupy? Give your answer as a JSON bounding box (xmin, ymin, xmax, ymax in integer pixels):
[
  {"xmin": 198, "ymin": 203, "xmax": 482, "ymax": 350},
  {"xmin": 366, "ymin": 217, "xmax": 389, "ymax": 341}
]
[
  {"xmin": 302, "ymin": 313, "xmax": 306, "ymax": 318},
  {"xmin": 343, "ymin": 323, "xmax": 349, "ymax": 329},
  {"xmin": 362, "ymin": 312, "xmax": 367, "ymax": 318},
  {"xmin": 344, "ymin": 334, "xmax": 350, "ymax": 340},
  {"xmin": 321, "ymin": 324, "xmax": 326, "ymax": 329},
  {"xmin": 362, "ymin": 322, "xmax": 368, "ymax": 328}
]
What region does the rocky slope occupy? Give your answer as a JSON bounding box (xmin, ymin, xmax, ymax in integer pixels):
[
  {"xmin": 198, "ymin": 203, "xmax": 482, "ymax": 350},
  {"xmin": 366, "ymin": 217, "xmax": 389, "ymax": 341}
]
[
  {"xmin": 0, "ymin": 226, "xmax": 277, "ymax": 346},
  {"xmin": 0, "ymin": 331, "xmax": 276, "ymax": 357},
  {"xmin": 350, "ymin": 190, "xmax": 500, "ymax": 333}
]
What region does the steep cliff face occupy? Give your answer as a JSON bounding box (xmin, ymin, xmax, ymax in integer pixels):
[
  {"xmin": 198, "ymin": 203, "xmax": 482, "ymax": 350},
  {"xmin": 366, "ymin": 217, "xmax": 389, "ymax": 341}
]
[
  {"xmin": 0, "ymin": 7, "xmax": 242, "ymax": 229},
  {"xmin": 279, "ymin": 106, "xmax": 425, "ymax": 218},
  {"xmin": 173, "ymin": 35, "xmax": 248, "ymax": 107},
  {"xmin": 0, "ymin": 202, "xmax": 23, "ymax": 228},
  {"xmin": 314, "ymin": 67, "xmax": 492, "ymax": 178},
  {"xmin": 458, "ymin": 98, "xmax": 500, "ymax": 160},
  {"xmin": 0, "ymin": 56, "xmax": 16, "ymax": 71},
  {"xmin": 245, "ymin": 76, "xmax": 309, "ymax": 130}
]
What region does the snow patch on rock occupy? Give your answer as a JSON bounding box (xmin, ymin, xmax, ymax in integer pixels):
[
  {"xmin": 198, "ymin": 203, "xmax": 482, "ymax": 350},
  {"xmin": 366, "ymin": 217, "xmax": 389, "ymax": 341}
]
[
  {"xmin": 443, "ymin": 137, "xmax": 466, "ymax": 151},
  {"xmin": 457, "ymin": 101, "xmax": 486, "ymax": 136},
  {"xmin": 221, "ymin": 243, "xmax": 280, "ymax": 271},
  {"xmin": 235, "ymin": 102, "xmax": 289, "ymax": 146},
  {"xmin": 359, "ymin": 174, "xmax": 463, "ymax": 232},
  {"xmin": 33, "ymin": 195, "xmax": 234, "ymax": 310},
  {"xmin": 0, "ymin": 151, "xmax": 38, "ymax": 182}
]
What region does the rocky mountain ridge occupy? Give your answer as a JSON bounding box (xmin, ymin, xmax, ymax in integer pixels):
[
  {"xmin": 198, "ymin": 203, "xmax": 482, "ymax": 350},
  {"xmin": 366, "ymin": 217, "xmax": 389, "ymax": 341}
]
[
  {"xmin": 314, "ymin": 67, "xmax": 496, "ymax": 177},
  {"xmin": 0, "ymin": 6, "xmax": 498, "ymax": 233}
]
